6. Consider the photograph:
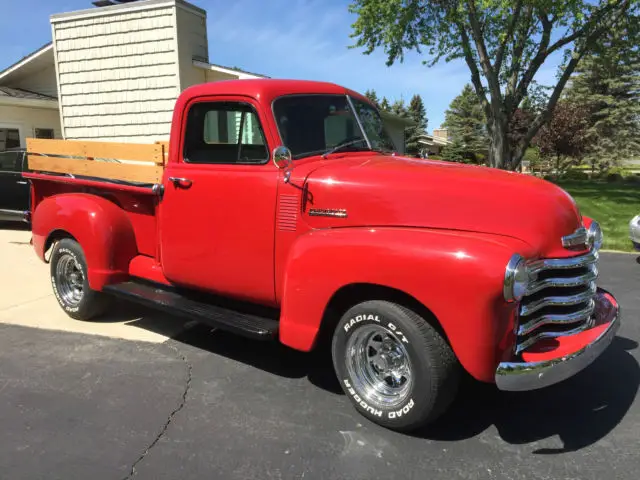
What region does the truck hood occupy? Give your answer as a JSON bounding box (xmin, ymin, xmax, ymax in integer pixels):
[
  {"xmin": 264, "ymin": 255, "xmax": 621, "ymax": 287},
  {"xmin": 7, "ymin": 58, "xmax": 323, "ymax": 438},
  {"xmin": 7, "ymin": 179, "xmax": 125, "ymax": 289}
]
[{"xmin": 301, "ymin": 153, "xmax": 582, "ymax": 256}]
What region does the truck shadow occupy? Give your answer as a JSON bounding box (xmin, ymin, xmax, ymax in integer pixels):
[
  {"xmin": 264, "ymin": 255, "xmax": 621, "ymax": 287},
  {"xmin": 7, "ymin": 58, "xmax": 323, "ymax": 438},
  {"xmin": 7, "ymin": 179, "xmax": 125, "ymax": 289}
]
[
  {"xmin": 420, "ymin": 335, "xmax": 639, "ymax": 453},
  {"xmin": 126, "ymin": 311, "xmax": 343, "ymax": 394},
  {"xmin": 124, "ymin": 306, "xmax": 638, "ymax": 453}
]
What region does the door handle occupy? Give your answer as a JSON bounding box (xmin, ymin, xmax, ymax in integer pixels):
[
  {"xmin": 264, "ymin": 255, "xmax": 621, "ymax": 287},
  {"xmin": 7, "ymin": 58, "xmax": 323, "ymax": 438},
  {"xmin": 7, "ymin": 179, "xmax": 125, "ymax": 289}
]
[
  {"xmin": 16, "ymin": 181, "xmax": 28, "ymax": 185},
  {"xmin": 168, "ymin": 177, "xmax": 192, "ymax": 188}
]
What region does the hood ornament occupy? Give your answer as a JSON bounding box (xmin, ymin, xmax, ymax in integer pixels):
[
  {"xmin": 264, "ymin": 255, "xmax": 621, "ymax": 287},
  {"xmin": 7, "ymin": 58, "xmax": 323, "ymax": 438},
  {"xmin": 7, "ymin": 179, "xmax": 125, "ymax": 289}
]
[{"xmin": 562, "ymin": 227, "xmax": 589, "ymax": 249}]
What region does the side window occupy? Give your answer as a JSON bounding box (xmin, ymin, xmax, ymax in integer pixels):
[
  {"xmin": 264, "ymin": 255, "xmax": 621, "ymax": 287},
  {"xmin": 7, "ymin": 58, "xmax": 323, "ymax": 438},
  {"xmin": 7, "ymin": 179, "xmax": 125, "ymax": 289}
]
[
  {"xmin": 0, "ymin": 127, "xmax": 21, "ymax": 150},
  {"xmin": 184, "ymin": 102, "xmax": 268, "ymax": 164},
  {"xmin": 0, "ymin": 151, "xmax": 21, "ymax": 173},
  {"xmin": 35, "ymin": 128, "xmax": 55, "ymax": 139}
]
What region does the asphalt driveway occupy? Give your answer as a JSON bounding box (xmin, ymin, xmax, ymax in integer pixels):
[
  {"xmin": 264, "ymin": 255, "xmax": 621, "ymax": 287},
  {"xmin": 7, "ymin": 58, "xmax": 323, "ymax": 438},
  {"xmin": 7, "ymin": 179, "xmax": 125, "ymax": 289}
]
[{"xmin": 0, "ymin": 230, "xmax": 638, "ymax": 479}]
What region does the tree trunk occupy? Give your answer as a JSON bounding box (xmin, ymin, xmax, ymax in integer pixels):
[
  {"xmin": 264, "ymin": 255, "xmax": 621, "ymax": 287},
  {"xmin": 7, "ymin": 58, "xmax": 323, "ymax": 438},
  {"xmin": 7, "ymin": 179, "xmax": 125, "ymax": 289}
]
[{"xmin": 488, "ymin": 119, "xmax": 512, "ymax": 170}]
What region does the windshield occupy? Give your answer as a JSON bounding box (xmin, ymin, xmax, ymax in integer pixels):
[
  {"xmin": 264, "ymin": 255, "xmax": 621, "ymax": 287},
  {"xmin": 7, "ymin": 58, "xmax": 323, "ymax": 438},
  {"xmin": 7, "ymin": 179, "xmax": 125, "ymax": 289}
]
[{"xmin": 272, "ymin": 94, "xmax": 396, "ymax": 159}]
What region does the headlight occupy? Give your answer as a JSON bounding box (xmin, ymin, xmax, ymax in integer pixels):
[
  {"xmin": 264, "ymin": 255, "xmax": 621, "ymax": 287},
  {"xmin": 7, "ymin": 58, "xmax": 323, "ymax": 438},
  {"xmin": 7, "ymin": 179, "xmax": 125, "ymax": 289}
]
[
  {"xmin": 588, "ymin": 221, "xmax": 603, "ymax": 251},
  {"xmin": 503, "ymin": 254, "xmax": 529, "ymax": 302}
]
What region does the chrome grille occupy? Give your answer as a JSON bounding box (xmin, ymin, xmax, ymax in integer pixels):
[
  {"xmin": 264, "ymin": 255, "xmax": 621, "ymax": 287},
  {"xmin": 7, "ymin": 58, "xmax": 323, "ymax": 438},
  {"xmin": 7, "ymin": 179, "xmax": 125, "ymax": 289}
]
[{"xmin": 516, "ymin": 251, "xmax": 599, "ymax": 354}]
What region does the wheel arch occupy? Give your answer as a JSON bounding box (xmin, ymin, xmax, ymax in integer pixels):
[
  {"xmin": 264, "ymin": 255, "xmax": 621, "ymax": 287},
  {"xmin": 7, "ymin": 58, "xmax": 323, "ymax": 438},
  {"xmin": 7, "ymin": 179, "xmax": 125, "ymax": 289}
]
[
  {"xmin": 314, "ymin": 283, "xmax": 447, "ymax": 351},
  {"xmin": 31, "ymin": 193, "xmax": 138, "ymax": 289},
  {"xmin": 43, "ymin": 229, "xmax": 78, "ymax": 262}
]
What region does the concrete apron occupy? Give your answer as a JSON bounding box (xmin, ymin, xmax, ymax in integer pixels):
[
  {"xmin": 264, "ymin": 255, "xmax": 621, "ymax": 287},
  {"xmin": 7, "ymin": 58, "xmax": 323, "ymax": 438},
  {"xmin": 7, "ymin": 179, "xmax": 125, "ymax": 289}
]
[{"xmin": 0, "ymin": 228, "xmax": 184, "ymax": 343}]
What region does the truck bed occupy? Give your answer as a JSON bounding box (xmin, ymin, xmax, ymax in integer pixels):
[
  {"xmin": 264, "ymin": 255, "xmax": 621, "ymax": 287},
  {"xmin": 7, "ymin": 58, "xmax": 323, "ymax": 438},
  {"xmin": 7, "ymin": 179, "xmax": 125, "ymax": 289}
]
[{"xmin": 25, "ymin": 138, "xmax": 165, "ymax": 259}]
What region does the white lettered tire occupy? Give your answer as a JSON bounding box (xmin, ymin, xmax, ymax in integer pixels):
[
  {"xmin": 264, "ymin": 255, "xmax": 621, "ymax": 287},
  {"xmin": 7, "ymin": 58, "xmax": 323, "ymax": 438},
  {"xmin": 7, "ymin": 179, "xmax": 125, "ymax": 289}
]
[
  {"xmin": 50, "ymin": 239, "xmax": 109, "ymax": 320},
  {"xmin": 331, "ymin": 300, "xmax": 460, "ymax": 431}
]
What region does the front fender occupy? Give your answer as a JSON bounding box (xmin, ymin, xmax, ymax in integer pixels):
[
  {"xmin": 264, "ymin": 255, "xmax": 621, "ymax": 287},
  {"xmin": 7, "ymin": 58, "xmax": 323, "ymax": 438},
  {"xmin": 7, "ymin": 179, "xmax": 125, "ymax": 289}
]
[
  {"xmin": 32, "ymin": 193, "xmax": 137, "ymax": 290},
  {"xmin": 279, "ymin": 227, "xmax": 533, "ymax": 383}
]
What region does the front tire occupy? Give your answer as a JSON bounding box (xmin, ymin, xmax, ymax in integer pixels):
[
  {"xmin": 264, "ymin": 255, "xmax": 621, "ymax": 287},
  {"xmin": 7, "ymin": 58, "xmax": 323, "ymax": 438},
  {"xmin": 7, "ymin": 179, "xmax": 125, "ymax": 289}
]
[
  {"xmin": 331, "ymin": 300, "xmax": 460, "ymax": 431},
  {"xmin": 50, "ymin": 238, "xmax": 109, "ymax": 320}
]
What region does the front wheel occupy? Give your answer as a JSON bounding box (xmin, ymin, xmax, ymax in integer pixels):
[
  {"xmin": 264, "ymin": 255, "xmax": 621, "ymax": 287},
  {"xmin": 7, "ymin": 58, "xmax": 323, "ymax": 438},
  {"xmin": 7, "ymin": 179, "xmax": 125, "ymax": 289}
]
[
  {"xmin": 331, "ymin": 300, "xmax": 460, "ymax": 431},
  {"xmin": 50, "ymin": 238, "xmax": 109, "ymax": 320}
]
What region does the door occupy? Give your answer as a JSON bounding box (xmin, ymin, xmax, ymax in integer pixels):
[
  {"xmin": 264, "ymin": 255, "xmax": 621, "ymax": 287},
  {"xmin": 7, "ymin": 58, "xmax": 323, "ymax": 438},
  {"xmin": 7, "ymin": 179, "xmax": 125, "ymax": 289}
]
[
  {"xmin": 159, "ymin": 98, "xmax": 279, "ymax": 305},
  {"xmin": 0, "ymin": 150, "xmax": 27, "ymax": 220}
]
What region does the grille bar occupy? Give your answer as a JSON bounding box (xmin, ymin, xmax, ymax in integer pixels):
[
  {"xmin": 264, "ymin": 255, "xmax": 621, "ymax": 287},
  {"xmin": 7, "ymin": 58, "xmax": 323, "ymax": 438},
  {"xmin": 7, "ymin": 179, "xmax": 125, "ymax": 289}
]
[
  {"xmin": 520, "ymin": 282, "xmax": 597, "ymax": 316},
  {"xmin": 525, "ymin": 267, "xmax": 598, "ymax": 295},
  {"xmin": 518, "ymin": 299, "xmax": 596, "ymax": 336},
  {"xmin": 528, "ymin": 251, "xmax": 598, "ymax": 274},
  {"xmin": 516, "ymin": 320, "xmax": 595, "ymax": 355}
]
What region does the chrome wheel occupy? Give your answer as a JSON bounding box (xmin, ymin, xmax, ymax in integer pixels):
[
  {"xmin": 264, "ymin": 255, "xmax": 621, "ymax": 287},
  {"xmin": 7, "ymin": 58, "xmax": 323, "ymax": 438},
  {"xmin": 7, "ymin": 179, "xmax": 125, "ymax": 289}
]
[
  {"xmin": 55, "ymin": 253, "xmax": 84, "ymax": 306},
  {"xmin": 345, "ymin": 324, "xmax": 412, "ymax": 409}
]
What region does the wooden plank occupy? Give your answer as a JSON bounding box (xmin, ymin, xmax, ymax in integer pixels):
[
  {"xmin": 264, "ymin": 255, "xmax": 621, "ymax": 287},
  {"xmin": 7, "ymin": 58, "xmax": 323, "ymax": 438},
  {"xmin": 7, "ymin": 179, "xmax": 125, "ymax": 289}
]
[
  {"xmin": 27, "ymin": 138, "xmax": 163, "ymax": 164},
  {"xmin": 27, "ymin": 138, "xmax": 86, "ymax": 157},
  {"xmin": 28, "ymin": 155, "xmax": 163, "ymax": 184}
]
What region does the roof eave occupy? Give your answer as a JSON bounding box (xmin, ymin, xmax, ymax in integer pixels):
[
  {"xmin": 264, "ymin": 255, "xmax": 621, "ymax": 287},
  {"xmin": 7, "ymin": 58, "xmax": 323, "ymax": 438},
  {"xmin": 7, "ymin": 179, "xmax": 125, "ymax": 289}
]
[
  {"xmin": 0, "ymin": 96, "xmax": 59, "ymax": 109},
  {"xmin": 0, "ymin": 43, "xmax": 53, "ymax": 83},
  {"xmin": 192, "ymin": 60, "xmax": 268, "ymax": 79},
  {"xmin": 379, "ymin": 110, "xmax": 415, "ymax": 126}
]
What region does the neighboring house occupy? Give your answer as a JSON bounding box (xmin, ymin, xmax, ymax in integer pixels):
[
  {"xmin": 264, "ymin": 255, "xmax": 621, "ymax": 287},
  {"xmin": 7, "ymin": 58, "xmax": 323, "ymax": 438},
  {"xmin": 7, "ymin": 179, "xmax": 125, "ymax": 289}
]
[
  {"xmin": 0, "ymin": 44, "xmax": 61, "ymax": 148},
  {"xmin": 416, "ymin": 128, "xmax": 452, "ymax": 157},
  {"xmin": 0, "ymin": 0, "xmax": 411, "ymax": 152}
]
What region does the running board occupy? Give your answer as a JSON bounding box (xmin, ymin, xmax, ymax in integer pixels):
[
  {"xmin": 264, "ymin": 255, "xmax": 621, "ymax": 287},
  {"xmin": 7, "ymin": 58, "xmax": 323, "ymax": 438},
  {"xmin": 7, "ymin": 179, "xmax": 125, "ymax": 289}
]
[{"xmin": 103, "ymin": 281, "xmax": 279, "ymax": 340}]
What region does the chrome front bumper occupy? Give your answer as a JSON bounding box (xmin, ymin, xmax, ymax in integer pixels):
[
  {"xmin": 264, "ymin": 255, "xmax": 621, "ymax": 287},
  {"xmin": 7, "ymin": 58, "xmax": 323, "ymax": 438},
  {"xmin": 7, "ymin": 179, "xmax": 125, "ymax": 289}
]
[{"xmin": 495, "ymin": 288, "xmax": 620, "ymax": 391}]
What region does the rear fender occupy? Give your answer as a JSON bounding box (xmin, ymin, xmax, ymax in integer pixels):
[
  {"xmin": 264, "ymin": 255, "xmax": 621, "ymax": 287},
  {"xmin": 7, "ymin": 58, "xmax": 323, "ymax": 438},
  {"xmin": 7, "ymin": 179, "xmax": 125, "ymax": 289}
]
[
  {"xmin": 31, "ymin": 193, "xmax": 137, "ymax": 290},
  {"xmin": 279, "ymin": 227, "xmax": 532, "ymax": 382}
]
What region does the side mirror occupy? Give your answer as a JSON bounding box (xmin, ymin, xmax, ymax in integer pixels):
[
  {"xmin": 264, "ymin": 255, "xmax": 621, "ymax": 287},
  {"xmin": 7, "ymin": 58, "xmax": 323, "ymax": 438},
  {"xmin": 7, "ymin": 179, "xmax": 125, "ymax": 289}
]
[{"xmin": 273, "ymin": 146, "xmax": 293, "ymax": 183}]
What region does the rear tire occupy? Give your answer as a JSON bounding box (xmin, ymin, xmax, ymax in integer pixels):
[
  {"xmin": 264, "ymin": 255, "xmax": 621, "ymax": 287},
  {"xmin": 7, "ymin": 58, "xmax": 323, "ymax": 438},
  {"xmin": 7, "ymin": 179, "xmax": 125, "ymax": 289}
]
[
  {"xmin": 50, "ymin": 238, "xmax": 109, "ymax": 320},
  {"xmin": 331, "ymin": 300, "xmax": 460, "ymax": 431}
]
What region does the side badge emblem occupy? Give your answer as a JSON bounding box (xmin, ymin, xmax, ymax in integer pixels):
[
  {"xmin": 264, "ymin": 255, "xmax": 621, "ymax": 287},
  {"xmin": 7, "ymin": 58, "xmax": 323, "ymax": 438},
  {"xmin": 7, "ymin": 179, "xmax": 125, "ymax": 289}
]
[{"xmin": 308, "ymin": 208, "xmax": 348, "ymax": 218}]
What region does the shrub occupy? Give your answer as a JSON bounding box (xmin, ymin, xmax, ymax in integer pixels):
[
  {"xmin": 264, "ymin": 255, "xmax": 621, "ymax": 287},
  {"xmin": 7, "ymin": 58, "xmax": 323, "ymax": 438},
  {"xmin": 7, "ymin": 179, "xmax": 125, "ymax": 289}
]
[
  {"xmin": 606, "ymin": 173, "xmax": 624, "ymax": 182},
  {"xmin": 606, "ymin": 166, "xmax": 631, "ymax": 177},
  {"xmin": 625, "ymin": 174, "xmax": 640, "ymax": 185},
  {"xmin": 562, "ymin": 169, "xmax": 589, "ymax": 180}
]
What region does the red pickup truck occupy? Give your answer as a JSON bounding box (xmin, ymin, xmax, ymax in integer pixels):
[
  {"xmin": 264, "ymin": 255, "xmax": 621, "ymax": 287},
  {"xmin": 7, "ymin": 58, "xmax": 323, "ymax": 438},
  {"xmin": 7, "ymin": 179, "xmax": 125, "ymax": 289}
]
[{"xmin": 25, "ymin": 79, "xmax": 620, "ymax": 431}]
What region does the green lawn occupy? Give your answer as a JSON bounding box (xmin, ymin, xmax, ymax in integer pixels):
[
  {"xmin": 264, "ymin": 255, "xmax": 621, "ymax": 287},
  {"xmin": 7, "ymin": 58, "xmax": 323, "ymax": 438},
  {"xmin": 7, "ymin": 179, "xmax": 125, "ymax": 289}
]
[{"xmin": 555, "ymin": 180, "xmax": 640, "ymax": 252}]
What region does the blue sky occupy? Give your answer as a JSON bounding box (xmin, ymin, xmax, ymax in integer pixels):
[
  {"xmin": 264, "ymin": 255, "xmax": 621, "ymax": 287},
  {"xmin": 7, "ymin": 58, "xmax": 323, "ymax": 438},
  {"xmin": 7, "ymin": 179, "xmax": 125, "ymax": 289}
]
[{"xmin": 0, "ymin": 0, "xmax": 563, "ymax": 131}]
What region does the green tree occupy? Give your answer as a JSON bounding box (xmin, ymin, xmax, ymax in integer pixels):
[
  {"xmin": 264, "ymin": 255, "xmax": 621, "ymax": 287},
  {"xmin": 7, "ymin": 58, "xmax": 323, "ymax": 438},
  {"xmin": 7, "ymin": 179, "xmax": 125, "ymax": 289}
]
[
  {"xmin": 364, "ymin": 89, "xmax": 380, "ymax": 107},
  {"xmin": 405, "ymin": 94, "xmax": 428, "ymax": 156},
  {"xmin": 443, "ymin": 84, "xmax": 487, "ymax": 162},
  {"xmin": 390, "ymin": 98, "xmax": 408, "ymax": 117},
  {"xmin": 566, "ymin": 16, "xmax": 640, "ymax": 171},
  {"xmin": 379, "ymin": 96, "xmax": 391, "ymax": 111},
  {"xmin": 441, "ymin": 138, "xmax": 468, "ymax": 163},
  {"xmin": 349, "ymin": 0, "xmax": 634, "ymax": 170}
]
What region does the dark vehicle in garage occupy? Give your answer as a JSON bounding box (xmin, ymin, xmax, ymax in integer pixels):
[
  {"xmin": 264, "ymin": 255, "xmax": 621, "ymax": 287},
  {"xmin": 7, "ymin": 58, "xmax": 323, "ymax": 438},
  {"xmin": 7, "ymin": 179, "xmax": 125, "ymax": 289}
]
[{"xmin": 0, "ymin": 148, "xmax": 30, "ymax": 223}]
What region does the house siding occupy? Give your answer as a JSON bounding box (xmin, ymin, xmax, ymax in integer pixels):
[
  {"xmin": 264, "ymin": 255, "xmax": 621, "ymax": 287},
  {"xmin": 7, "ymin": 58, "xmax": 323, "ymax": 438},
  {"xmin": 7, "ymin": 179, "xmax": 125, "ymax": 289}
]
[
  {"xmin": 175, "ymin": 5, "xmax": 208, "ymax": 90},
  {"xmin": 51, "ymin": 6, "xmax": 180, "ymax": 142}
]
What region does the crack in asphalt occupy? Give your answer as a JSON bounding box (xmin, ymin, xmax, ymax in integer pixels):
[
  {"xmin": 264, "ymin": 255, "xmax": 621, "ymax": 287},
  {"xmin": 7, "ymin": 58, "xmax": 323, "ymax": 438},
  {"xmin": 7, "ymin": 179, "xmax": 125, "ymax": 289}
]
[{"xmin": 122, "ymin": 343, "xmax": 192, "ymax": 480}]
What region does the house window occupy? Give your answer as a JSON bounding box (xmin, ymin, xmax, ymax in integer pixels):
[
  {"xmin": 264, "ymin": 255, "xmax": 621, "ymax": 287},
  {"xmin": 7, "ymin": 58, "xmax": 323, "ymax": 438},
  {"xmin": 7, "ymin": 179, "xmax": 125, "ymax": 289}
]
[
  {"xmin": 0, "ymin": 128, "xmax": 21, "ymax": 150},
  {"xmin": 35, "ymin": 128, "xmax": 54, "ymax": 139}
]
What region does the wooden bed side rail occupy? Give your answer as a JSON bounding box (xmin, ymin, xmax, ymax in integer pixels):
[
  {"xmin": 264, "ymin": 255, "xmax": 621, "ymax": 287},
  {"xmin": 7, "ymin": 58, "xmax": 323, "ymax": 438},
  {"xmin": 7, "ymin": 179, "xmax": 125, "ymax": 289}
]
[{"xmin": 26, "ymin": 138, "xmax": 167, "ymax": 184}]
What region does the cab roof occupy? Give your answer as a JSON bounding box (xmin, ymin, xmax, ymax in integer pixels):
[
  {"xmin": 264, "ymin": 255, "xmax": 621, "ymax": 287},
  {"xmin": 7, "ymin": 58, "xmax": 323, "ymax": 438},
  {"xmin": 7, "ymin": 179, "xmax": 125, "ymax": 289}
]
[{"xmin": 179, "ymin": 79, "xmax": 370, "ymax": 106}]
